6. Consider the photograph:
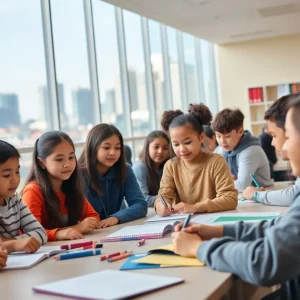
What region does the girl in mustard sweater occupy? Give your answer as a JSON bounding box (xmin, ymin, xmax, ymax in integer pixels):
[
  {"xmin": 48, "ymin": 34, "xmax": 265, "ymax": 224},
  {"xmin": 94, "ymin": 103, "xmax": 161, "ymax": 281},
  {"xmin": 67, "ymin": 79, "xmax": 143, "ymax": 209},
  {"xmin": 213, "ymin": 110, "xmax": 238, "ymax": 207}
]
[{"xmin": 155, "ymin": 104, "xmax": 238, "ymax": 216}]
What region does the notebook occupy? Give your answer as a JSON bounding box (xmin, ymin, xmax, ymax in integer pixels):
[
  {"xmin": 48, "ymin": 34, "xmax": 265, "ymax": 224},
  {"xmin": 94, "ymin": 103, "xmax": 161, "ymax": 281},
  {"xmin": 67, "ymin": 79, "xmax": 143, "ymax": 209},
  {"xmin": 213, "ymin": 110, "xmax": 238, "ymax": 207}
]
[
  {"xmin": 3, "ymin": 246, "xmax": 65, "ymax": 270},
  {"xmin": 132, "ymin": 244, "xmax": 204, "ymax": 267},
  {"xmin": 145, "ymin": 213, "xmax": 193, "ymax": 223},
  {"xmin": 100, "ymin": 221, "xmax": 180, "ymax": 242},
  {"xmin": 33, "ymin": 269, "xmax": 184, "ymax": 300}
]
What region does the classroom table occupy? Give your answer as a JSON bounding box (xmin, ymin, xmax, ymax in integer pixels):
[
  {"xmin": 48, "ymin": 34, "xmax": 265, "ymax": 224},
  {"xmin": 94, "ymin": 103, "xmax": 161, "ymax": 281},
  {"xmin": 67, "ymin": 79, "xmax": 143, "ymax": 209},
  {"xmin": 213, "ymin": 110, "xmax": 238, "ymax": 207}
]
[{"xmin": 0, "ymin": 201, "xmax": 289, "ymax": 300}]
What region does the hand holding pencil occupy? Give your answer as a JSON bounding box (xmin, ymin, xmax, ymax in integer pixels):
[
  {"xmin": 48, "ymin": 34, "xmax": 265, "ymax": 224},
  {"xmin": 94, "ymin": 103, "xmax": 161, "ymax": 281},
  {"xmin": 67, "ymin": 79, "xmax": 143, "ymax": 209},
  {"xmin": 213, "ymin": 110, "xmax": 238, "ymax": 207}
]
[{"xmin": 156, "ymin": 195, "xmax": 173, "ymax": 217}]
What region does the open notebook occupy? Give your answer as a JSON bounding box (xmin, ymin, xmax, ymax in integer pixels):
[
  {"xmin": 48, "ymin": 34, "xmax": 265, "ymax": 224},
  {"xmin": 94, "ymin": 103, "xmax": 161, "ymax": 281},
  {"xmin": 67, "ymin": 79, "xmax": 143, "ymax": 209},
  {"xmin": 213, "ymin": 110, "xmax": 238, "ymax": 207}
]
[
  {"xmin": 145, "ymin": 213, "xmax": 193, "ymax": 223},
  {"xmin": 3, "ymin": 246, "xmax": 65, "ymax": 270},
  {"xmin": 33, "ymin": 269, "xmax": 184, "ymax": 300},
  {"xmin": 100, "ymin": 221, "xmax": 180, "ymax": 242}
]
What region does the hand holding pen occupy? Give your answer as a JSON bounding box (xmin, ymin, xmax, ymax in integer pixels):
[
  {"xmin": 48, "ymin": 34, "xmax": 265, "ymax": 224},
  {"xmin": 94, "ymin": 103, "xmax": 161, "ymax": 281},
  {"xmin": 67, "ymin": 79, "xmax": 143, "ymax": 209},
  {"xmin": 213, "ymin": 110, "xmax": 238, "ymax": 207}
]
[{"xmin": 156, "ymin": 195, "xmax": 173, "ymax": 217}]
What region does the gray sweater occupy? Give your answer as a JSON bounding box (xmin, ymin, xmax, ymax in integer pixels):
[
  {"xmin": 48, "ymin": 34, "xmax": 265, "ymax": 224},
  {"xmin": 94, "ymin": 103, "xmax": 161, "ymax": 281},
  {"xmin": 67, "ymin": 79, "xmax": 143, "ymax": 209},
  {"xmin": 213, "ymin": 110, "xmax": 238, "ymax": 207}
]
[
  {"xmin": 0, "ymin": 193, "xmax": 47, "ymax": 244},
  {"xmin": 197, "ymin": 191, "xmax": 300, "ymax": 299},
  {"xmin": 132, "ymin": 160, "xmax": 163, "ymax": 207},
  {"xmin": 256, "ymin": 177, "xmax": 300, "ymax": 206}
]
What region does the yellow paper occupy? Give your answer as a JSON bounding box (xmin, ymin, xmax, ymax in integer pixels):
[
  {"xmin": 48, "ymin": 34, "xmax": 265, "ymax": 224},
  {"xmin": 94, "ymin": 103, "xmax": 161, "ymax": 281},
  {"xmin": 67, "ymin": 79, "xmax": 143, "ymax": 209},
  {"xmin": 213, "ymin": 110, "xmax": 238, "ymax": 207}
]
[
  {"xmin": 133, "ymin": 253, "xmax": 204, "ymax": 267},
  {"xmin": 148, "ymin": 244, "xmax": 174, "ymax": 253}
]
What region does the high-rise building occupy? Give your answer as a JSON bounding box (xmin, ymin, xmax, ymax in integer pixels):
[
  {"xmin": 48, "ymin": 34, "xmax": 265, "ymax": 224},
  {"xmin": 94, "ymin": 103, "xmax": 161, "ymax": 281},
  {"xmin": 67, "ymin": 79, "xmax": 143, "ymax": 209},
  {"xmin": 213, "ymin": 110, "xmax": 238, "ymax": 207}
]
[
  {"xmin": 103, "ymin": 88, "xmax": 116, "ymax": 115},
  {"xmin": 72, "ymin": 88, "xmax": 93, "ymax": 125},
  {"xmin": 0, "ymin": 93, "xmax": 21, "ymax": 127}
]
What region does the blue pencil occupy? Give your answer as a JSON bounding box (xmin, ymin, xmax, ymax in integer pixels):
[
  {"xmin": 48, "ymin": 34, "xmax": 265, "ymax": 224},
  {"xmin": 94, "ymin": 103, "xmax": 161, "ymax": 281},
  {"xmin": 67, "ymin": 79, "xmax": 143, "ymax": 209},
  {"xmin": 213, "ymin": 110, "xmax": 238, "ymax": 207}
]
[
  {"xmin": 56, "ymin": 249, "xmax": 101, "ymax": 260},
  {"xmin": 181, "ymin": 214, "xmax": 192, "ymax": 231},
  {"xmin": 250, "ymin": 173, "xmax": 260, "ymax": 188}
]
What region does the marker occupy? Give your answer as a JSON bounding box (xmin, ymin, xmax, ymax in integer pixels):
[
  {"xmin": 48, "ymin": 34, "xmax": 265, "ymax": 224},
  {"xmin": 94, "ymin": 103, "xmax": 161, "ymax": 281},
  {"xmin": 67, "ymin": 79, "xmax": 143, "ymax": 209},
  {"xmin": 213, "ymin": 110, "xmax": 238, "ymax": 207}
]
[
  {"xmin": 107, "ymin": 251, "xmax": 134, "ymax": 262},
  {"xmin": 60, "ymin": 241, "xmax": 95, "ymax": 250},
  {"xmin": 65, "ymin": 245, "xmax": 93, "ymax": 253},
  {"xmin": 55, "ymin": 249, "xmax": 101, "ymax": 260},
  {"xmin": 100, "ymin": 251, "xmax": 127, "ymax": 261},
  {"xmin": 137, "ymin": 239, "xmax": 145, "ymax": 247},
  {"xmin": 250, "ymin": 173, "xmax": 260, "ymax": 188},
  {"xmin": 181, "ymin": 214, "xmax": 192, "ymax": 231},
  {"xmin": 95, "ymin": 243, "xmax": 103, "ymax": 249}
]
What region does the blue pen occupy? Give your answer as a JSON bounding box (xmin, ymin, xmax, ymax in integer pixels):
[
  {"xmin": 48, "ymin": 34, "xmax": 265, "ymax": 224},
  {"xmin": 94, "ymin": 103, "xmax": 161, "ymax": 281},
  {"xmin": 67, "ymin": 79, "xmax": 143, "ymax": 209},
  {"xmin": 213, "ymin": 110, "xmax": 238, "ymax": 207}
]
[
  {"xmin": 181, "ymin": 214, "xmax": 192, "ymax": 231},
  {"xmin": 56, "ymin": 249, "xmax": 101, "ymax": 261},
  {"xmin": 250, "ymin": 173, "xmax": 260, "ymax": 188},
  {"xmin": 159, "ymin": 194, "xmax": 168, "ymax": 207}
]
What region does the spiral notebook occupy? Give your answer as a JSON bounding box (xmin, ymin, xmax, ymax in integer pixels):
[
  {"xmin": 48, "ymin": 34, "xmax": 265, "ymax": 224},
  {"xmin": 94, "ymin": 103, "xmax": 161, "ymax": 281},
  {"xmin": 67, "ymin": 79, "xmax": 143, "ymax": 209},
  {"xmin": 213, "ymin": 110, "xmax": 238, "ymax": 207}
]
[{"xmin": 100, "ymin": 221, "xmax": 180, "ymax": 243}]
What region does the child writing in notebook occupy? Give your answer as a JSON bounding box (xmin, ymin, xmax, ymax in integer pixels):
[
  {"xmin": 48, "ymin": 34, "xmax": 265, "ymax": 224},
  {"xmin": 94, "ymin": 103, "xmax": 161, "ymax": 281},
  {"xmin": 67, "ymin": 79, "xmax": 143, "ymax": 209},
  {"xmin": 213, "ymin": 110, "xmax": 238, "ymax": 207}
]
[
  {"xmin": 0, "ymin": 140, "xmax": 47, "ymax": 253},
  {"xmin": 172, "ymin": 95, "xmax": 300, "ymax": 300},
  {"xmin": 155, "ymin": 104, "xmax": 238, "ymax": 216},
  {"xmin": 22, "ymin": 131, "xmax": 100, "ymax": 241},
  {"xmin": 78, "ymin": 124, "xmax": 148, "ymax": 228},
  {"xmin": 133, "ymin": 131, "xmax": 170, "ymax": 207}
]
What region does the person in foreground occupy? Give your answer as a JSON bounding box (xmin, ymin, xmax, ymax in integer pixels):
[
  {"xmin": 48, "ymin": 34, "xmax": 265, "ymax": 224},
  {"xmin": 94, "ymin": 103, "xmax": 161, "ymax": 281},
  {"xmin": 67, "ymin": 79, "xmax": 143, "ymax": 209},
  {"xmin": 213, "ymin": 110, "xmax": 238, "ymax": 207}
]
[
  {"xmin": 22, "ymin": 131, "xmax": 100, "ymax": 241},
  {"xmin": 79, "ymin": 124, "xmax": 147, "ymax": 228},
  {"xmin": 155, "ymin": 103, "xmax": 238, "ymax": 215},
  {"xmin": 243, "ymin": 93, "xmax": 300, "ymax": 206},
  {"xmin": 0, "ymin": 141, "xmax": 47, "ymax": 253},
  {"xmin": 133, "ymin": 131, "xmax": 170, "ymax": 207},
  {"xmin": 172, "ymin": 95, "xmax": 300, "ymax": 300}
]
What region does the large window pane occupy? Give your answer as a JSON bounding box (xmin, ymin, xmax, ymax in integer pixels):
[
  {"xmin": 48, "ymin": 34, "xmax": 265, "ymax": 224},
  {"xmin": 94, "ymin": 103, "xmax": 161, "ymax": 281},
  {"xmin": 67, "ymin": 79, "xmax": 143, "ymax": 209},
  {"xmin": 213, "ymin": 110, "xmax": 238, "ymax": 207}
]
[
  {"xmin": 183, "ymin": 33, "xmax": 197, "ymax": 103},
  {"xmin": 0, "ymin": 0, "xmax": 49, "ymax": 147},
  {"xmin": 148, "ymin": 20, "xmax": 169, "ymax": 128},
  {"xmin": 123, "ymin": 10, "xmax": 150, "ymax": 136},
  {"xmin": 51, "ymin": 0, "xmax": 95, "ymax": 142},
  {"xmin": 167, "ymin": 27, "xmax": 182, "ymax": 111},
  {"xmin": 92, "ymin": 1, "xmax": 128, "ymax": 136}
]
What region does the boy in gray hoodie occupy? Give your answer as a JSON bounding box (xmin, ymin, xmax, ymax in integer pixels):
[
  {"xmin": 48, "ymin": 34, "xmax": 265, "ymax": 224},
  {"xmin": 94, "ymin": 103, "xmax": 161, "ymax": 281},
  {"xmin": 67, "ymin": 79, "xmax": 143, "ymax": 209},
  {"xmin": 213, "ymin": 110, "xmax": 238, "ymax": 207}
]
[
  {"xmin": 171, "ymin": 96, "xmax": 300, "ymax": 300},
  {"xmin": 213, "ymin": 108, "xmax": 273, "ymax": 192}
]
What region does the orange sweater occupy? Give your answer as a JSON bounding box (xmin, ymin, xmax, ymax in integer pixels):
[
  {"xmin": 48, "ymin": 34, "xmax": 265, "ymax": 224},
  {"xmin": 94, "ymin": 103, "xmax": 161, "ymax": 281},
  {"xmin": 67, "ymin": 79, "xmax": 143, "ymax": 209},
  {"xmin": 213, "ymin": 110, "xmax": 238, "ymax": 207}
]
[{"xmin": 22, "ymin": 182, "xmax": 100, "ymax": 241}]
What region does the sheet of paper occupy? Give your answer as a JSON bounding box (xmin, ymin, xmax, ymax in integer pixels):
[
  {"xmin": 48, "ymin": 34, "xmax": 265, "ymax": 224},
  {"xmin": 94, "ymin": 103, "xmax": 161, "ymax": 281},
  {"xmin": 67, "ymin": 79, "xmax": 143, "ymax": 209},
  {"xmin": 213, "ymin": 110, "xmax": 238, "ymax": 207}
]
[{"xmin": 145, "ymin": 214, "xmax": 192, "ymax": 223}]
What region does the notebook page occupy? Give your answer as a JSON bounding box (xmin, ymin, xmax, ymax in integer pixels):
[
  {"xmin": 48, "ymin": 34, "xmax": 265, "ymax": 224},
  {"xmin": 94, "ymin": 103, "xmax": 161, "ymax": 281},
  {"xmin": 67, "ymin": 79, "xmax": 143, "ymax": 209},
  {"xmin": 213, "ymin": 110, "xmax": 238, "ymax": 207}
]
[
  {"xmin": 33, "ymin": 269, "xmax": 184, "ymax": 300},
  {"xmin": 4, "ymin": 253, "xmax": 46, "ymax": 270},
  {"xmin": 145, "ymin": 214, "xmax": 192, "ymax": 223},
  {"xmin": 10, "ymin": 246, "xmax": 64, "ymax": 256}
]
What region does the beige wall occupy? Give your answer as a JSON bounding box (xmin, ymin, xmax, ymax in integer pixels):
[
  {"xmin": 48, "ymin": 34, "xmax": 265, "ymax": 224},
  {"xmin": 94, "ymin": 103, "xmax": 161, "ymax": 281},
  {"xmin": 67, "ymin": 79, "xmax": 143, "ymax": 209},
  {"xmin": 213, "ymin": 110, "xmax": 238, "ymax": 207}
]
[{"xmin": 216, "ymin": 33, "xmax": 300, "ymax": 130}]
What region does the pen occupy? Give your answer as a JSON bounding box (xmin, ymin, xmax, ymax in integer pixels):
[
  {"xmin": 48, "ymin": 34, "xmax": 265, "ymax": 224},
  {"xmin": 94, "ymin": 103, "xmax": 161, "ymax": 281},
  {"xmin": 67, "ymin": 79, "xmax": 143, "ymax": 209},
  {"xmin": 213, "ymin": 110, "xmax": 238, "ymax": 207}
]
[
  {"xmin": 65, "ymin": 245, "xmax": 93, "ymax": 253},
  {"xmin": 95, "ymin": 243, "xmax": 103, "ymax": 249},
  {"xmin": 159, "ymin": 194, "xmax": 168, "ymax": 207},
  {"xmin": 137, "ymin": 239, "xmax": 145, "ymax": 247},
  {"xmin": 181, "ymin": 214, "xmax": 192, "ymax": 231},
  {"xmin": 60, "ymin": 241, "xmax": 95, "ymax": 250},
  {"xmin": 100, "ymin": 251, "xmax": 127, "ymax": 261},
  {"xmin": 250, "ymin": 173, "xmax": 260, "ymax": 188},
  {"xmin": 55, "ymin": 249, "xmax": 101, "ymax": 260},
  {"xmin": 107, "ymin": 251, "xmax": 134, "ymax": 262}
]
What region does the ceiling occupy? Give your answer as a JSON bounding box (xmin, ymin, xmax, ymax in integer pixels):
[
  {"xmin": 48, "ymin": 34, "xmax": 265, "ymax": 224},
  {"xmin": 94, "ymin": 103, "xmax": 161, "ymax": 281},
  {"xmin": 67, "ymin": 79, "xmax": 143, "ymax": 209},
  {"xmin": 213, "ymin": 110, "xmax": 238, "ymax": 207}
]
[{"xmin": 103, "ymin": 0, "xmax": 300, "ymax": 44}]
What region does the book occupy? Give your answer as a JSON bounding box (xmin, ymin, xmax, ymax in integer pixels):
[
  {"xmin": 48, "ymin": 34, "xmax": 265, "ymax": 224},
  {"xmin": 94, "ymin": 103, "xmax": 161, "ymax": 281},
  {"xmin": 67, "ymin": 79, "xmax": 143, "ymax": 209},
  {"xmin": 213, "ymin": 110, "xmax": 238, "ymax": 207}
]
[
  {"xmin": 33, "ymin": 269, "xmax": 184, "ymax": 300},
  {"xmin": 100, "ymin": 221, "xmax": 180, "ymax": 242},
  {"xmin": 3, "ymin": 246, "xmax": 65, "ymax": 270},
  {"xmin": 145, "ymin": 213, "xmax": 193, "ymax": 223},
  {"xmin": 132, "ymin": 244, "xmax": 204, "ymax": 267}
]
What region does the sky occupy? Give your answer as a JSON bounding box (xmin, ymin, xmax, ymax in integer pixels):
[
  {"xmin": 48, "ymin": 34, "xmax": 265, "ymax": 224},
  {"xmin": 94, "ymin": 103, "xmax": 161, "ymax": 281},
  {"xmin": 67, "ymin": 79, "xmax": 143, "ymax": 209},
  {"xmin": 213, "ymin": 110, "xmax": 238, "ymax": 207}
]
[{"xmin": 0, "ymin": 0, "xmax": 207, "ymax": 123}]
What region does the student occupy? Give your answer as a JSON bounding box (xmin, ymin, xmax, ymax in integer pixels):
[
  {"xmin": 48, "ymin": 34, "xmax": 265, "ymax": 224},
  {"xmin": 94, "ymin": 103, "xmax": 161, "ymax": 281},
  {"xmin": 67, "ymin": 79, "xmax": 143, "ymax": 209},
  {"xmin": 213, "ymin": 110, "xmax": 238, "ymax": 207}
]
[
  {"xmin": 243, "ymin": 93, "xmax": 300, "ymax": 206},
  {"xmin": 22, "ymin": 131, "xmax": 100, "ymax": 241},
  {"xmin": 212, "ymin": 108, "xmax": 273, "ymax": 192},
  {"xmin": 78, "ymin": 124, "xmax": 147, "ymax": 228},
  {"xmin": 133, "ymin": 131, "xmax": 170, "ymax": 207},
  {"xmin": 0, "ymin": 246, "xmax": 7, "ymax": 269},
  {"xmin": 202, "ymin": 125, "xmax": 218, "ymax": 152},
  {"xmin": 172, "ymin": 95, "xmax": 300, "ymax": 300},
  {"xmin": 0, "ymin": 140, "xmax": 47, "ymax": 253},
  {"xmin": 155, "ymin": 104, "xmax": 238, "ymax": 216}
]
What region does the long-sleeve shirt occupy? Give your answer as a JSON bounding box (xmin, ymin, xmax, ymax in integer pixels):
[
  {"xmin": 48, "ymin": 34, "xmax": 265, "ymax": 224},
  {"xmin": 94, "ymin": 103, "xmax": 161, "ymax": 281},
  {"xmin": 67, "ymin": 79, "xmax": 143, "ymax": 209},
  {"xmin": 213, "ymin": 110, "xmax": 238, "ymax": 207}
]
[
  {"xmin": 256, "ymin": 177, "xmax": 300, "ymax": 206},
  {"xmin": 154, "ymin": 153, "xmax": 238, "ymax": 213},
  {"xmin": 132, "ymin": 160, "xmax": 163, "ymax": 207},
  {"xmin": 82, "ymin": 164, "xmax": 148, "ymax": 223},
  {"xmin": 0, "ymin": 193, "xmax": 47, "ymax": 245},
  {"xmin": 22, "ymin": 182, "xmax": 100, "ymax": 241},
  {"xmin": 197, "ymin": 191, "xmax": 300, "ymax": 299}
]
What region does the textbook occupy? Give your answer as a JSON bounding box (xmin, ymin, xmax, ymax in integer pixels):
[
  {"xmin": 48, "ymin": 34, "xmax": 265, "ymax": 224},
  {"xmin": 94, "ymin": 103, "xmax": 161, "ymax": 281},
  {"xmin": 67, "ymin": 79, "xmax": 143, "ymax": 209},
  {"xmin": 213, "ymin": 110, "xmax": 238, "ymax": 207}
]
[
  {"xmin": 100, "ymin": 221, "xmax": 180, "ymax": 242},
  {"xmin": 145, "ymin": 213, "xmax": 193, "ymax": 223},
  {"xmin": 3, "ymin": 246, "xmax": 65, "ymax": 270},
  {"xmin": 132, "ymin": 244, "xmax": 204, "ymax": 267},
  {"xmin": 33, "ymin": 269, "xmax": 184, "ymax": 300}
]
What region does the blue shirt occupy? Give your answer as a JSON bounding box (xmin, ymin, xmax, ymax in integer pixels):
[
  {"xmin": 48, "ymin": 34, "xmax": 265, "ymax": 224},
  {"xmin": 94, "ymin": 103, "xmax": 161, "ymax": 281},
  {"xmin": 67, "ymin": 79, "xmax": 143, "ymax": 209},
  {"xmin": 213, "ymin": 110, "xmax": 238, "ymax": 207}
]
[{"xmin": 82, "ymin": 164, "xmax": 148, "ymax": 223}]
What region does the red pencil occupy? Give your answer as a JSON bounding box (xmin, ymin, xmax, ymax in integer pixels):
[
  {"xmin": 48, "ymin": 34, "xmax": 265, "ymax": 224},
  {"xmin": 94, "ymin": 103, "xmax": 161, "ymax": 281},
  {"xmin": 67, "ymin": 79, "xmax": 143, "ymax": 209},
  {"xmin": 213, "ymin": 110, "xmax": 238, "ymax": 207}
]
[
  {"xmin": 107, "ymin": 251, "xmax": 134, "ymax": 262},
  {"xmin": 100, "ymin": 251, "xmax": 127, "ymax": 261},
  {"xmin": 60, "ymin": 241, "xmax": 94, "ymax": 250}
]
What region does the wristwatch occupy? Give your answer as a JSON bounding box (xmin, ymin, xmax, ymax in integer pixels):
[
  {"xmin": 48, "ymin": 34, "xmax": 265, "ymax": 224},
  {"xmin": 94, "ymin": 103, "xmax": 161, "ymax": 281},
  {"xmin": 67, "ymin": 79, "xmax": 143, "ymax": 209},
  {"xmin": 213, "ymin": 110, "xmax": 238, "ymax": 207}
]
[{"xmin": 252, "ymin": 191, "xmax": 259, "ymax": 201}]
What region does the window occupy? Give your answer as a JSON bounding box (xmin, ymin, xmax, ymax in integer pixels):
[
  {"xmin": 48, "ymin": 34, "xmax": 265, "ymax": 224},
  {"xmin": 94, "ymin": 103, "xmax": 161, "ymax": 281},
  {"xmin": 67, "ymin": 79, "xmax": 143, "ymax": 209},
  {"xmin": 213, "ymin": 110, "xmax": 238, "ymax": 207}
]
[
  {"xmin": 166, "ymin": 27, "xmax": 182, "ymax": 111},
  {"xmin": 183, "ymin": 33, "xmax": 198, "ymax": 103},
  {"xmin": 0, "ymin": 0, "xmax": 49, "ymax": 147},
  {"xmin": 123, "ymin": 10, "xmax": 150, "ymax": 137},
  {"xmin": 51, "ymin": 0, "xmax": 95, "ymax": 142}
]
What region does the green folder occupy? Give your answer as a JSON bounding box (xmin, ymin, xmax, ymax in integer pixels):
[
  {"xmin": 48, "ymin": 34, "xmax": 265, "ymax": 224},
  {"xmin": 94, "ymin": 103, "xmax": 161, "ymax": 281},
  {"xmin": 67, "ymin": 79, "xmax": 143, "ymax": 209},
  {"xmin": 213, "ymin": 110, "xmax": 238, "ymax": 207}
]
[{"xmin": 213, "ymin": 216, "xmax": 277, "ymax": 222}]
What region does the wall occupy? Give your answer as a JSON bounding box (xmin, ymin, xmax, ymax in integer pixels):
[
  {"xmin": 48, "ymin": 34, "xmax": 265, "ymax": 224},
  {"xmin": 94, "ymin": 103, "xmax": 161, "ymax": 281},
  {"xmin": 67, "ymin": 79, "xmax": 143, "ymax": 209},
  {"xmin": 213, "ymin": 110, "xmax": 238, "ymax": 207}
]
[{"xmin": 216, "ymin": 33, "xmax": 300, "ymax": 130}]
